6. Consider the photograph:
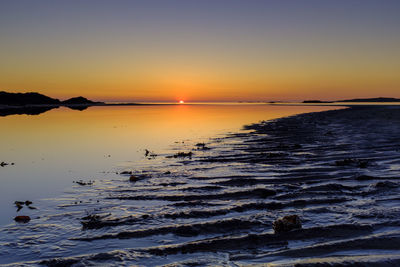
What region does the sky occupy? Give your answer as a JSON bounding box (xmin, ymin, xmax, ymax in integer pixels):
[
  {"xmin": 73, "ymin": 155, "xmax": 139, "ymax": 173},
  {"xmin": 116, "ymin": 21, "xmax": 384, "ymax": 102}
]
[{"xmin": 0, "ymin": 0, "xmax": 399, "ymax": 102}]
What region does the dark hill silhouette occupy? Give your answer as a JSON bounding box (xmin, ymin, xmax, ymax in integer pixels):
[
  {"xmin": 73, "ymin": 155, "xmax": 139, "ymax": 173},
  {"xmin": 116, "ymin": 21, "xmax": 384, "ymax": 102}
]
[
  {"xmin": 302, "ymin": 97, "xmax": 400, "ymax": 103},
  {"xmin": 0, "ymin": 91, "xmax": 104, "ymax": 106},
  {"xmin": 0, "ymin": 91, "xmax": 105, "ymax": 116},
  {"xmin": 339, "ymin": 97, "xmax": 400, "ymax": 102},
  {"xmin": 0, "ymin": 91, "xmax": 60, "ymax": 106},
  {"xmin": 62, "ymin": 96, "xmax": 103, "ymax": 105}
]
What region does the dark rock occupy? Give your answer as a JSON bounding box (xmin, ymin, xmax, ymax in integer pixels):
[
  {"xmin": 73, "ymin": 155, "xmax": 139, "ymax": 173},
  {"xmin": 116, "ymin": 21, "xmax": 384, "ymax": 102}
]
[
  {"xmin": 81, "ymin": 214, "xmax": 102, "ymax": 229},
  {"xmin": 25, "ymin": 200, "xmax": 33, "ymax": 206},
  {"xmin": 74, "ymin": 180, "xmax": 94, "ymax": 186},
  {"xmin": 195, "ymin": 143, "xmax": 210, "ymax": 150},
  {"xmin": 129, "ymin": 175, "xmax": 138, "ymax": 182},
  {"xmin": 273, "ymin": 215, "xmax": 302, "ymax": 233},
  {"xmin": 172, "ymin": 152, "xmax": 193, "ymax": 158},
  {"xmin": 14, "ymin": 215, "xmax": 31, "ymax": 223}
]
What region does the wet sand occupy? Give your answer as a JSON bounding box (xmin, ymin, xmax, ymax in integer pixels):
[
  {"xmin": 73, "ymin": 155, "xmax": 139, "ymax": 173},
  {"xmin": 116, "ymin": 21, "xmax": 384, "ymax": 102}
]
[{"xmin": 1, "ymin": 106, "xmax": 400, "ymax": 266}]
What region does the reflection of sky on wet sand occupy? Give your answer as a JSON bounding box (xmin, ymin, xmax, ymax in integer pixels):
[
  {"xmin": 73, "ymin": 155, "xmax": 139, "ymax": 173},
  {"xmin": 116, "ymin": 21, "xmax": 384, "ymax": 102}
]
[{"xmin": 0, "ymin": 104, "xmax": 337, "ymax": 225}]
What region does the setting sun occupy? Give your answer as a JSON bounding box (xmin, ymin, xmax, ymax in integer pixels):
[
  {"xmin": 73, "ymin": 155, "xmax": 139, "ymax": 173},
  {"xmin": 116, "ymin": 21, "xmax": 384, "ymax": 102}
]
[{"xmin": 179, "ymin": 100, "xmax": 184, "ymax": 104}]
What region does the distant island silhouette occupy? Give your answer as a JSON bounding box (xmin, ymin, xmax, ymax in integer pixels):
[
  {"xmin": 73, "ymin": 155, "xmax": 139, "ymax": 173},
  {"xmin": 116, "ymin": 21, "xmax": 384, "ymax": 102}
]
[
  {"xmin": 0, "ymin": 91, "xmax": 104, "ymax": 106},
  {"xmin": 338, "ymin": 97, "xmax": 400, "ymax": 102},
  {"xmin": 0, "ymin": 91, "xmax": 169, "ymax": 116},
  {"xmin": 303, "ymin": 97, "xmax": 400, "ymax": 103},
  {"xmin": 0, "ymin": 91, "xmax": 108, "ymax": 116}
]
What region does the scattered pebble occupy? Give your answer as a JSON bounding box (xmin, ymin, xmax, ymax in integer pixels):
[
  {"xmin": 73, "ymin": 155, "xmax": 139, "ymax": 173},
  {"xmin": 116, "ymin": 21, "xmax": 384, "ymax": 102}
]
[
  {"xmin": 1, "ymin": 161, "xmax": 14, "ymax": 167},
  {"xmin": 14, "ymin": 215, "xmax": 31, "ymax": 223},
  {"xmin": 74, "ymin": 180, "xmax": 94, "ymax": 186},
  {"xmin": 273, "ymin": 215, "xmax": 302, "ymax": 233},
  {"xmin": 167, "ymin": 151, "xmax": 193, "ymax": 159}
]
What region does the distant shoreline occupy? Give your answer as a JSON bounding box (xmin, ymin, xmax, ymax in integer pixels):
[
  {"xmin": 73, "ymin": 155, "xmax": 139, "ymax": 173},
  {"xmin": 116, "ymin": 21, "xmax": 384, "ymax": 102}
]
[{"xmin": 1, "ymin": 90, "xmax": 400, "ymax": 117}]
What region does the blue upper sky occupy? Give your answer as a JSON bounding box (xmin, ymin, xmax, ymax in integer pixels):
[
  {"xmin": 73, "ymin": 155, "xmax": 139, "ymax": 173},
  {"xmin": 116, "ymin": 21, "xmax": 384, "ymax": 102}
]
[{"xmin": 0, "ymin": 0, "xmax": 399, "ymax": 101}]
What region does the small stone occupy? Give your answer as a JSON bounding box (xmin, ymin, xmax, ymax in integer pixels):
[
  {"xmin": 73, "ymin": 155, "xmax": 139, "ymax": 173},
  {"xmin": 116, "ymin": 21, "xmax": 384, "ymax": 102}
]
[
  {"xmin": 273, "ymin": 215, "xmax": 302, "ymax": 234},
  {"xmin": 129, "ymin": 175, "xmax": 139, "ymax": 182},
  {"xmin": 14, "ymin": 216, "xmax": 31, "ymax": 223}
]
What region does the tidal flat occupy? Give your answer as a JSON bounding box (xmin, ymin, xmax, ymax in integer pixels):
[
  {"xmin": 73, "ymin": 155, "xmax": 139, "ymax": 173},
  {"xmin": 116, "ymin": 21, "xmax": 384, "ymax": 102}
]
[{"xmin": 0, "ymin": 105, "xmax": 399, "ymax": 266}]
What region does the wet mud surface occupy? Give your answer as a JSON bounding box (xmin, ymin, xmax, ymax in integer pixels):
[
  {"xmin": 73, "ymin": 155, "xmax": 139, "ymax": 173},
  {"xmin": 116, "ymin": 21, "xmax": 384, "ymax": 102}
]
[{"xmin": 1, "ymin": 106, "xmax": 400, "ymax": 266}]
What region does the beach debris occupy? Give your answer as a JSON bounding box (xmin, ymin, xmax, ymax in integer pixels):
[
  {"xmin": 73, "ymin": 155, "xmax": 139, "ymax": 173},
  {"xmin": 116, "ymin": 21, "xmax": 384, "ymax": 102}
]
[
  {"xmin": 73, "ymin": 180, "xmax": 94, "ymax": 186},
  {"xmin": 170, "ymin": 151, "xmax": 193, "ymax": 159},
  {"xmin": 128, "ymin": 174, "xmax": 150, "ymax": 182},
  {"xmin": 81, "ymin": 214, "xmax": 102, "ymax": 229},
  {"xmin": 81, "ymin": 213, "xmax": 116, "ymax": 229},
  {"xmin": 335, "ymin": 158, "xmax": 369, "ymax": 168},
  {"xmin": 1, "ymin": 161, "xmax": 14, "ymax": 167},
  {"xmin": 129, "ymin": 175, "xmax": 139, "ymax": 182},
  {"xmin": 145, "ymin": 149, "xmax": 157, "ymax": 159},
  {"xmin": 15, "ymin": 202, "xmax": 23, "ymax": 211},
  {"xmin": 195, "ymin": 143, "xmax": 210, "ymax": 150},
  {"xmin": 273, "ymin": 215, "xmax": 302, "ymax": 234},
  {"xmin": 14, "ymin": 215, "xmax": 31, "ymax": 223},
  {"xmin": 14, "ymin": 200, "xmax": 35, "ymax": 211}
]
